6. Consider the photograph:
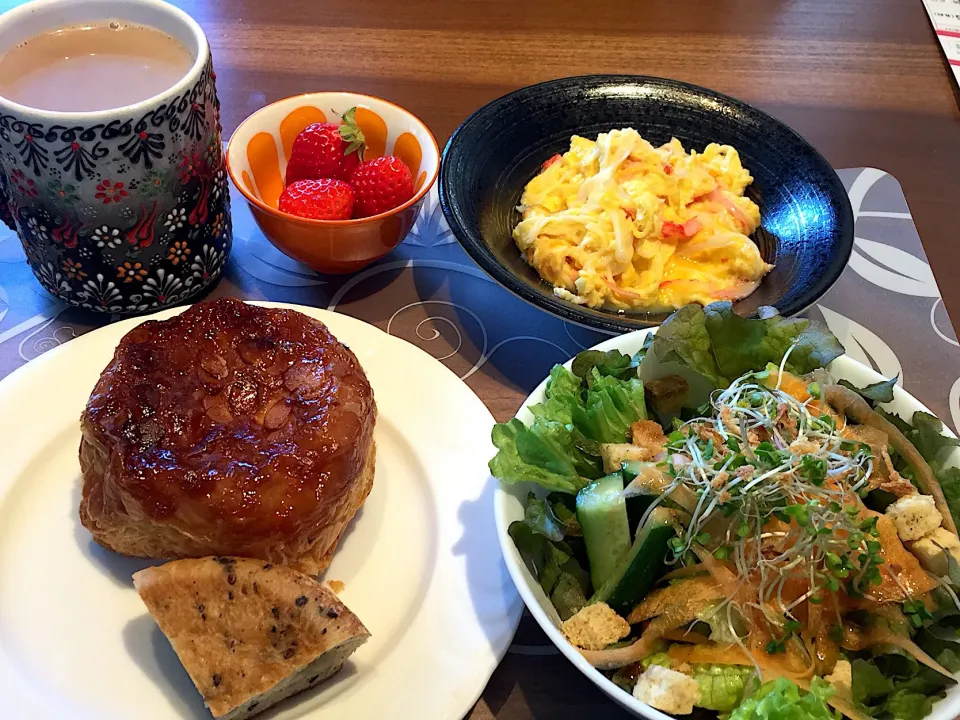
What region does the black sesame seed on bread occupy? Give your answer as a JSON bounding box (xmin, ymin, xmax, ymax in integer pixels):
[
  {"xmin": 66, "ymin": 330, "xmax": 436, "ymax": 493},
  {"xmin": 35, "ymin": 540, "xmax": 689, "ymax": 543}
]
[{"xmin": 132, "ymin": 556, "xmax": 369, "ymax": 719}]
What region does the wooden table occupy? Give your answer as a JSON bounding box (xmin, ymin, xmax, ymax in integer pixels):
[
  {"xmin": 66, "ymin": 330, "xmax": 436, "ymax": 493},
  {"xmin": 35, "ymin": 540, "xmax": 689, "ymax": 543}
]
[{"xmin": 181, "ymin": 1, "xmax": 960, "ymax": 716}]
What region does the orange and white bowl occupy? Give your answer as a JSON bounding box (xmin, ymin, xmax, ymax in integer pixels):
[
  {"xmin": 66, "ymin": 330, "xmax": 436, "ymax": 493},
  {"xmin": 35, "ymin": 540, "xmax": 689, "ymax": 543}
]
[{"xmin": 226, "ymin": 92, "xmax": 439, "ymax": 274}]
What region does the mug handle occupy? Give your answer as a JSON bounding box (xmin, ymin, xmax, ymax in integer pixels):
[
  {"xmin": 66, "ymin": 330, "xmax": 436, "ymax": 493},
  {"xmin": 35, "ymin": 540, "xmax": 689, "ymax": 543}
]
[{"xmin": 0, "ymin": 165, "xmax": 15, "ymax": 231}]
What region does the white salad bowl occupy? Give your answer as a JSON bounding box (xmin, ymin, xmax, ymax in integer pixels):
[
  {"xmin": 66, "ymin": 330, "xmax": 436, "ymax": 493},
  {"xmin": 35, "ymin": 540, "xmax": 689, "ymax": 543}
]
[{"xmin": 493, "ymin": 328, "xmax": 960, "ymax": 720}]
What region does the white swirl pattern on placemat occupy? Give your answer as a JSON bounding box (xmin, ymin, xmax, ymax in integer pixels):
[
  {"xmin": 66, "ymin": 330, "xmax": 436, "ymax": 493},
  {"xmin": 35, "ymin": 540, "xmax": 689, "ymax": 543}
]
[
  {"xmin": 932, "ymin": 299, "xmax": 960, "ymax": 348},
  {"xmin": 818, "ymin": 304, "xmax": 903, "ymax": 382},
  {"xmin": 846, "ymin": 168, "xmax": 951, "ymax": 352},
  {"xmin": 464, "ymin": 336, "xmax": 571, "ymax": 381},
  {"xmin": 17, "ymin": 316, "xmax": 77, "ymax": 362},
  {"xmin": 857, "ymin": 211, "xmax": 913, "ymax": 220},
  {"xmin": 848, "ymin": 237, "xmax": 940, "ymax": 298},
  {"xmin": 387, "ymin": 299, "xmax": 484, "ymax": 362},
  {"xmin": 564, "ymin": 323, "xmax": 591, "ymax": 350},
  {"xmin": 384, "ymin": 296, "xmax": 570, "ymax": 380},
  {"xmin": 0, "ymin": 305, "xmax": 66, "ymax": 347}
]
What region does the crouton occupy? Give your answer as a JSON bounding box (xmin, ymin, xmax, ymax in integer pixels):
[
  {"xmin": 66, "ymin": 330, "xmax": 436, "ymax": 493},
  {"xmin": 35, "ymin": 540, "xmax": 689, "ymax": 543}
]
[
  {"xmin": 633, "ymin": 664, "xmax": 701, "ymax": 714},
  {"xmin": 631, "ymin": 420, "xmax": 667, "ymax": 455},
  {"xmin": 907, "ymin": 527, "xmax": 960, "ymax": 577},
  {"xmin": 645, "ymin": 375, "xmax": 688, "ymax": 415},
  {"xmin": 600, "ymin": 443, "xmax": 652, "ymax": 473},
  {"xmin": 598, "ymin": 421, "xmax": 667, "ymax": 473},
  {"xmin": 561, "ymin": 602, "xmax": 630, "ymax": 651},
  {"xmin": 885, "ymin": 494, "xmax": 943, "ymax": 542}
]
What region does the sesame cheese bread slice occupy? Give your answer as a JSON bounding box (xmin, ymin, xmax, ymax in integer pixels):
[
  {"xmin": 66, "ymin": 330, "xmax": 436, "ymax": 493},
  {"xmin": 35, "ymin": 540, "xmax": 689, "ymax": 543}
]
[{"xmin": 132, "ymin": 557, "xmax": 369, "ymax": 720}]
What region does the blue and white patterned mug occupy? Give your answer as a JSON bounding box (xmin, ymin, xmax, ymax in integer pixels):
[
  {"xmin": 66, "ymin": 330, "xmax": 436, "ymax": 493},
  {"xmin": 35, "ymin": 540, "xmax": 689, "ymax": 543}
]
[{"xmin": 0, "ymin": 0, "xmax": 231, "ymax": 314}]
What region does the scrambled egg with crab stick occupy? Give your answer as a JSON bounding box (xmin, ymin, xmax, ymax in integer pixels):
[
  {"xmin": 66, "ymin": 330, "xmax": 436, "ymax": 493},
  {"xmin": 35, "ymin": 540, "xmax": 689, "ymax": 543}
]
[{"xmin": 512, "ymin": 129, "xmax": 774, "ymax": 310}]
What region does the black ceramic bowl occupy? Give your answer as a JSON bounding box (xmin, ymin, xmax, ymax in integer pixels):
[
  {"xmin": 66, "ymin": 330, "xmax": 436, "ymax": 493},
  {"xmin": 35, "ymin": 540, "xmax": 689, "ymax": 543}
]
[{"xmin": 439, "ymin": 75, "xmax": 854, "ymax": 332}]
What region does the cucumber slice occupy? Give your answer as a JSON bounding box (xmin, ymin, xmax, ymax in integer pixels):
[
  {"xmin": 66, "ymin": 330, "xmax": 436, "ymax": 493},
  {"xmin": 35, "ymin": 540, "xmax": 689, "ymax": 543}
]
[
  {"xmin": 621, "ymin": 459, "xmax": 698, "ymax": 513},
  {"xmin": 591, "ymin": 507, "xmax": 682, "ymax": 615},
  {"xmin": 576, "ymin": 473, "xmax": 631, "ymax": 591},
  {"xmin": 625, "ymin": 495, "xmax": 655, "ymax": 537}
]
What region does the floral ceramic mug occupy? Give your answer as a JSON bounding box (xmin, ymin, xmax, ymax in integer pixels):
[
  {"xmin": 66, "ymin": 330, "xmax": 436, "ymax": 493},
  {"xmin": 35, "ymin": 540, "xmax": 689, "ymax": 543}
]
[{"xmin": 0, "ymin": 0, "xmax": 231, "ymax": 314}]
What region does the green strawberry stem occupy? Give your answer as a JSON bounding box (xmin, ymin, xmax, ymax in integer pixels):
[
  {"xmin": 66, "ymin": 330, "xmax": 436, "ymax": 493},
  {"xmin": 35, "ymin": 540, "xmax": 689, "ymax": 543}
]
[{"xmin": 336, "ymin": 107, "xmax": 366, "ymax": 159}]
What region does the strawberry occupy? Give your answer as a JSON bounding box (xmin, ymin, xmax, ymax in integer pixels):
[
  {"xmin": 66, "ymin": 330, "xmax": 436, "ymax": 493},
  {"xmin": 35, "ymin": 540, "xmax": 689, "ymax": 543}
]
[
  {"xmin": 278, "ymin": 179, "xmax": 355, "ymax": 220},
  {"xmin": 284, "ymin": 108, "xmax": 365, "ymax": 185},
  {"xmin": 349, "ymin": 156, "xmax": 415, "ymax": 218}
]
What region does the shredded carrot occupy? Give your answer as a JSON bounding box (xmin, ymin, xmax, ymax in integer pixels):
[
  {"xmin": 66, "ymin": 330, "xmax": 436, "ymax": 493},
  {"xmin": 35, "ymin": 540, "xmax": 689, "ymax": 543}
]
[
  {"xmin": 865, "ymin": 515, "xmax": 939, "ymax": 601},
  {"xmin": 763, "ymin": 368, "xmax": 832, "ymax": 415},
  {"xmin": 812, "ymin": 598, "xmax": 842, "ymax": 675},
  {"xmin": 668, "ymin": 642, "xmax": 754, "ymax": 665},
  {"xmin": 675, "ymin": 637, "xmax": 814, "ymax": 679},
  {"xmin": 692, "ymin": 545, "xmax": 740, "ymax": 596}
]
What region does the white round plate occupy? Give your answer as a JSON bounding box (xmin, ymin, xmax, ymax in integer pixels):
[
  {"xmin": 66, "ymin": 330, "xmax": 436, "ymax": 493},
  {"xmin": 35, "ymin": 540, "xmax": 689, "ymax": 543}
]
[
  {"xmin": 494, "ymin": 328, "xmax": 960, "ymax": 720},
  {"xmin": 0, "ymin": 302, "xmax": 521, "ymax": 720}
]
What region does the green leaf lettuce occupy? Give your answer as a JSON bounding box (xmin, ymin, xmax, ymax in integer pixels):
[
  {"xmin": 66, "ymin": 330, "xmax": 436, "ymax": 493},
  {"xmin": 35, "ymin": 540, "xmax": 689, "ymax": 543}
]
[
  {"xmin": 490, "ymin": 419, "xmax": 584, "ymax": 494},
  {"xmin": 838, "ymin": 376, "xmax": 898, "ymax": 405},
  {"xmin": 694, "ymin": 664, "xmax": 757, "ymax": 712},
  {"xmin": 643, "ymin": 302, "xmax": 844, "ymax": 393},
  {"xmin": 851, "ymin": 644, "xmax": 958, "ymax": 720},
  {"xmin": 729, "ymin": 677, "xmax": 838, "ymax": 720},
  {"xmin": 508, "ymin": 492, "xmax": 590, "ymax": 620},
  {"xmin": 939, "ymin": 467, "xmax": 960, "ymax": 539},
  {"xmin": 851, "ymin": 657, "xmax": 892, "ymax": 706},
  {"xmin": 490, "ymin": 357, "xmax": 647, "ymax": 492},
  {"xmin": 907, "ymin": 411, "xmax": 960, "ymax": 466},
  {"xmin": 572, "ymin": 369, "xmax": 647, "ymax": 443},
  {"xmin": 571, "ymin": 349, "xmax": 643, "ymax": 382}
]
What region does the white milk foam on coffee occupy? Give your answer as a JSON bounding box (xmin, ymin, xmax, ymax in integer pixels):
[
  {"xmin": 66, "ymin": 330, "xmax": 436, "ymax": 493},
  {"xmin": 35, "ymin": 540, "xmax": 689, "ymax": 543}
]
[{"xmin": 0, "ymin": 21, "xmax": 194, "ymax": 112}]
